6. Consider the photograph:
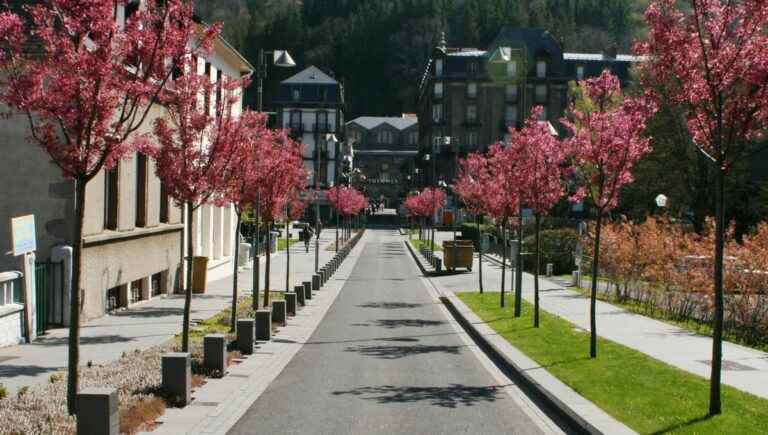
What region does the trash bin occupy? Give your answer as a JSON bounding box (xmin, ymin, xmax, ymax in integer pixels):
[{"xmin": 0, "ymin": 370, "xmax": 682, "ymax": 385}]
[
  {"xmin": 442, "ymin": 240, "xmax": 474, "ymax": 271},
  {"xmin": 192, "ymin": 256, "xmax": 208, "ymax": 294}
]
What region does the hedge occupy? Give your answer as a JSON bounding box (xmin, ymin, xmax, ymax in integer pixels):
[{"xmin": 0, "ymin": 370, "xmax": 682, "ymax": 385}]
[{"xmin": 522, "ymin": 228, "xmax": 579, "ymax": 276}]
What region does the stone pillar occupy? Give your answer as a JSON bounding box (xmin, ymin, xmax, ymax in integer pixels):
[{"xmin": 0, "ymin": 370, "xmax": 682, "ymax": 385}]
[
  {"xmin": 162, "ymin": 353, "xmax": 191, "ymax": 406},
  {"xmin": 237, "ymin": 319, "xmax": 255, "ymax": 355},
  {"xmin": 204, "ymin": 334, "xmax": 226, "ymax": 375},
  {"xmin": 76, "ymin": 387, "xmax": 118, "ymax": 435},
  {"xmin": 51, "ymin": 245, "xmax": 72, "ymax": 326},
  {"xmin": 272, "ymin": 300, "xmax": 287, "ymax": 326},
  {"xmin": 303, "ymin": 281, "xmax": 312, "ymax": 299},
  {"xmin": 212, "ymin": 206, "xmax": 224, "ymax": 260},
  {"xmin": 255, "ymin": 309, "xmax": 271, "ymax": 341},
  {"xmin": 285, "ymin": 292, "xmax": 297, "ymax": 316},
  {"xmin": 304, "ymin": 281, "xmax": 312, "ymax": 300},
  {"xmin": 222, "ymin": 204, "xmax": 233, "ymax": 257}
]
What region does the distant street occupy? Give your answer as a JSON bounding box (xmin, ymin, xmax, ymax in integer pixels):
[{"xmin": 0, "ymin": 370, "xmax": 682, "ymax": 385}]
[{"xmin": 228, "ymin": 229, "xmax": 549, "ymax": 435}]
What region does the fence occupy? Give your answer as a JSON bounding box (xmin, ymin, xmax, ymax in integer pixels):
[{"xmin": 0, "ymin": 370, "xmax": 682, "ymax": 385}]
[{"xmin": 35, "ymin": 260, "xmax": 65, "ymax": 333}]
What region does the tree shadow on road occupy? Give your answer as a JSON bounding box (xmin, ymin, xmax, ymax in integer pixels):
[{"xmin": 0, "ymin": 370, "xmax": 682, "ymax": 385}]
[
  {"xmin": 353, "ymin": 319, "xmax": 447, "ymax": 329},
  {"xmin": 331, "ymin": 383, "xmax": 507, "ymax": 408},
  {"xmin": 345, "ymin": 344, "xmax": 463, "ymax": 359}
]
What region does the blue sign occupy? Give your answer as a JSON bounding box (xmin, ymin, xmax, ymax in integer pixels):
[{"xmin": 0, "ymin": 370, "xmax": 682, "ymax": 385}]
[{"xmin": 11, "ymin": 215, "xmax": 36, "ymax": 255}]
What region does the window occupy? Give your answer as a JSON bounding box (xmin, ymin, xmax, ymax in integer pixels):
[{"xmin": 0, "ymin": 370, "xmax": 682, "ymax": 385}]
[
  {"xmin": 507, "ymin": 61, "xmax": 517, "ymax": 78},
  {"xmin": 505, "ymin": 85, "xmax": 518, "ymax": 102},
  {"xmin": 316, "ymin": 111, "xmax": 328, "ymax": 131},
  {"xmin": 151, "ymin": 272, "xmax": 164, "ymax": 297},
  {"xmin": 215, "ymin": 70, "xmax": 223, "ymax": 115},
  {"xmin": 0, "ymin": 275, "xmax": 22, "ymax": 306},
  {"xmin": 535, "ymin": 84, "xmax": 548, "ymax": 104},
  {"xmin": 468, "ymin": 61, "xmax": 479, "ymax": 76},
  {"xmin": 465, "ymin": 104, "xmax": 477, "ymax": 123},
  {"xmin": 504, "ymin": 105, "xmax": 518, "ymax": 126},
  {"xmin": 467, "ymin": 131, "xmax": 478, "ymax": 147},
  {"xmin": 409, "ymin": 132, "xmax": 418, "ymax": 145},
  {"xmin": 289, "ymin": 110, "xmax": 302, "ymax": 130},
  {"xmin": 159, "ymin": 181, "xmax": 169, "ymax": 224},
  {"xmin": 104, "ymin": 166, "xmax": 119, "ymax": 230},
  {"xmin": 432, "ymin": 104, "xmax": 443, "ymax": 123},
  {"xmin": 467, "ymin": 82, "xmax": 477, "ymax": 98},
  {"xmin": 536, "ymin": 60, "xmax": 547, "ymax": 78},
  {"xmin": 435, "ymin": 58, "xmax": 444, "ymax": 76},
  {"xmin": 377, "ymin": 131, "xmax": 393, "ymax": 144},
  {"xmin": 319, "ymin": 87, "xmax": 328, "ymax": 101},
  {"xmin": 576, "ymin": 65, "xmax": 585, "ymax": 80},
  {"xmin": 203, "ymin": 63, "xmax": 211, "ymax": 115},
  {"xmin": 539, "ymin": 107, "xmax": 548, "ymax": 121},
  {"xmin": 136, "ymin": 153, "xmax": 147, "ymax": 228},
  {"xmin": 292, "ymin": 87, "xmax": 301, "ymax": 101},
  {"xmin": 434, "ymin": 82, "xmax": 443, "ymax": 98},
  {"xmin": 130, "ymin": 279, "xmax": 143, "ymax": 304},
  {"xmin": 106, "ymin": 286, "xmax": 122, "ymax": 312}
]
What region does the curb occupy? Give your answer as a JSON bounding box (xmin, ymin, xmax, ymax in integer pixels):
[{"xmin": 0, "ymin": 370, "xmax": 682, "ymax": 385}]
[{"xmin": 438, "ymin": 291, "xmax": 636, "ymax": 435}]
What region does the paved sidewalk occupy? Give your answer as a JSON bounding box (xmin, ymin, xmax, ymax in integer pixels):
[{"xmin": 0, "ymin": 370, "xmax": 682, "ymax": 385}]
[
  {"xmin": 148, "ymin": 231, "xmax": 369, "ymax": 435},
  {"xmin": 0, "ymin": 232, "xmax": 338, "ymax": 393},
  {"xmin": 417, "ymin": 231, "xmax": 768, "ymax": 401}
]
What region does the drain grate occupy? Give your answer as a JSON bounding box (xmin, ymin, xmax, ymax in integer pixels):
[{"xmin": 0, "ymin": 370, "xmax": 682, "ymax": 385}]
[{"xmin": 698, "ymin": 359, "xmax": 757, "ymax": 371}]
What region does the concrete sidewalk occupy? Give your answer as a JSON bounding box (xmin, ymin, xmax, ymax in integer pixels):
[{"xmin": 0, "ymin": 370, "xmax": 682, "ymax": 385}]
[
  {"xmin": 0, "ymin": 233, "xmax": 338, "ymax": 393},
  {"xmin": 419, "ymin": 231, "xmax": 768, "ymax": 401}
]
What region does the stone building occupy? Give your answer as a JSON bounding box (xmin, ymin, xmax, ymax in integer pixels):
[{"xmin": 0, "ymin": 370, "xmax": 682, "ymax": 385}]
[
  {"xmin": 346, "ymin": 116, "xmax": 419, "ymax": 208},
  {"xmin": 416, "ymin": 27, "xmax": 641, "ymax": 187},
  {"xmin": 275, "ymin": 66, "xmax": 349, "ymax": 220},
  {"xmin": 0, "ymin": 2, "xmax": 253, "ymax": 337}
]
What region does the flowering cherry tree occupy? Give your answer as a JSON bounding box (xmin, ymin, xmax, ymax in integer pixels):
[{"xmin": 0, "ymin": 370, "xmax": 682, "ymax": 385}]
[
  {"xmin": 563, "ymin": 70, "xmax": 656, "ymax": 358},
  {"xmin": 215, "ymin": 110, "xmax": 270, "ymax": 330},
  {"xmin": 149, "ymin": 54, "xmax": 249, "ymax": 353},
  {"xmin": 0, "ymin": 0, "xmax": 209, "ymax": 413},
  {"xmin": 328, "ymin": 186, "xmax": 368, "ymax": 246},
  {"xmin": 454, "ymin": 153, "xmax": 493, "ymax": 293},
  {"xmin": 636, "ymin": 0, "xmax": 768, "ymax": 414},
  {"xmin": 507, "ymin": 106, "xmax": 566, "ymax": 327}
]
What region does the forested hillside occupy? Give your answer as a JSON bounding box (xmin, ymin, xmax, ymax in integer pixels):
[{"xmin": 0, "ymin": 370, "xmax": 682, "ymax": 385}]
[{"xmin": 195, "ymin": 0, "xmax": 648, "ymax": 116}]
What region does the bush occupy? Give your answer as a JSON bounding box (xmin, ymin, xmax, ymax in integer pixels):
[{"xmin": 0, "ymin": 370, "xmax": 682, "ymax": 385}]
[
  {"xmin": 0, "ymin": 384, "xmax": 6, "ymax": 400},
  {"xmin": 460, "ymin": 222, "xmax": 497, "ymax": 247},
  {"xmin": 523, "ymin": 228, "xmax": 579, "ymax": 275}
]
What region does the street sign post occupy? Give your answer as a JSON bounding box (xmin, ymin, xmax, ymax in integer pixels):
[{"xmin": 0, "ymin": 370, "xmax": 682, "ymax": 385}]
[{"xmin": 10, "ymin": 214, "xmax": 37, "ymax": 342}]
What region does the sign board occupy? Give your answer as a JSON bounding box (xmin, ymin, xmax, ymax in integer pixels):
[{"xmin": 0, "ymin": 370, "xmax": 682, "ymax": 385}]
[{"xmin": 11, "ymin": 215, "xmax": 36, "ymax": 256}]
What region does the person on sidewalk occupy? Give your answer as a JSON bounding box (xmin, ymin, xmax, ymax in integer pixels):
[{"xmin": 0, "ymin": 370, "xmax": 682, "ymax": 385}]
[{"xmin": 304, "ymin": 225, "xmax": 314, "ymax": 253}]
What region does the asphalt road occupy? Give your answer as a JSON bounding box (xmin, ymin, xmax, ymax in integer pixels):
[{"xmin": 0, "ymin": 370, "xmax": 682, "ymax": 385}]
[{"xmin": 228, "ymin": 230, "xmax": 548, "ymax": 435}]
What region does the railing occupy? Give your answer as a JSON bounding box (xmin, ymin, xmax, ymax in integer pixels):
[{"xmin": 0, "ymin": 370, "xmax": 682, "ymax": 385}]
[
  {"xmin": 313, "ymin": 123, "xmax": 332, "ymax": 133},
  {"xmin": 0, "ymin": 271, "xmax": 23, "ymax": 307},
  {"xmin": 289, "ymin": 122, "xmax": 304, "ymax": 133}
]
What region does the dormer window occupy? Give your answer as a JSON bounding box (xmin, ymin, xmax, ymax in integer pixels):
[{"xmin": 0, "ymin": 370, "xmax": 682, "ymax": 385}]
[
  {"xmin": 535, "ymin": 84, "xmax": 548, "ymax": 104},
  {"xmin": 319, "ymin": 87, "xmax": 328, "ymax": 101},
  {"xmin": 292, "ymin": 87, "xmax": 301, "ymax": 102},
  {"xmin": 536, "ymin": 60, "xmax": 547, "ymax": 78},
  {"xmin": 467, "ymin": 82, "xmax": 477, "ymax": 99},
  {"xmin": 505, "ymin": 85, "xmax": 518, "ymax": 102},
  {"xmin": 576, "ymin": 65, "xmax": 585, "ymax": 80},
  {"xmin": 434, "ymin": 82, "xmax": 443, "ymax": 98},
  {"xmin": 507, "ymin": 61, "xmax": 517, "ymax": 78},
  {"xmin": 435, "ymin": 58, "xmax": 444, "ymax": 77},
  {"xmin": 377, "ymin": 131, "xmax": 393, "ymax": 144}
]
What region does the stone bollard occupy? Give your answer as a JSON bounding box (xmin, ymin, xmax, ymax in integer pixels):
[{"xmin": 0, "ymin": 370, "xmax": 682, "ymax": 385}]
[
  {"xmin": 272, "ymin": 300, "xmax": 287, "ymax": 327},
  {"xmin": 303, "ymin": 281, "xmax": 312, "ymax": 297},
  {"xmin": 237, "ymin": 319, "xmax": 255, "ymax": 355},
  {"xmin": 294, "ymin": 285, "xmax": 306, "ymax": 306},
  {"xmin": 304, "ymin": 280, "xmax": 313, "ymax": 300},
  {"xmin": 572, "ymin": 270, "xmax": 580, "ymax": 287},
  {"xmin": 203, "ymin": 334, "xmax": 226, "ymax": 375},
  {"xmin": 285, "ymin": 292, "xmax": 297, "ymax": 316},
  {"xmin": 162, "ymin": 353, "xmax": 191, "ymax": 406},
  {"xmin": 546, "ymin": 263, "xmax": 554, "ymax": 277},
  {"xmin": 315, "ymin": 272, "xmax": 323, "ymax": 288},
  {"xmin": 434, "ymin": 258, "xmax": 442, "ymax": 273},
  {"xmin": 255, "ymin": 309, "xmax": 272, "ymax": 341},
  {"xmin": 76, "ymin": 387, "xmax": 118, "ymax": 435}
]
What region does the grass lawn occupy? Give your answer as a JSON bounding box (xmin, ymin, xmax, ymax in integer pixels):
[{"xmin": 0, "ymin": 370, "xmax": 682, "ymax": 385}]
[
  {"xmin": 277, "ymin": 238, "xmax": 300, "ymax": 251},
  {"xmin": 179, "ymin": 293, "xmax": 284, "ymax": 344},
  {"xmin": 411, "ymin": 238, "xmax": 442, "ymax": 252},
  {"xmin": 458, "ymin": 292, "xmax": 768, "ymax": 435}
]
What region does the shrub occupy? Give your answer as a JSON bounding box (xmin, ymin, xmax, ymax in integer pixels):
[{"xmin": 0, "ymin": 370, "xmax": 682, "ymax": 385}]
[
  {"xmin": 0, "ymin": 384, "xmax": 6, "ymax": 400},
  {"xmin": 523, "ymin": 228, "xmax": 580, "ymax": 276},
  {"xmin": 120, "ymin": 396, "xmax": 166, "ymax": 435}
]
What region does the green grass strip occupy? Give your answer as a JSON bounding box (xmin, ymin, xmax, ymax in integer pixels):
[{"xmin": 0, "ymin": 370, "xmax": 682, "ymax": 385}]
[
  {"xmin": 411, "ymin": 238, "xmax": 443, "ymax": 252},
  {"xmin": 277, "ymin": 238, "xmax": 301, "ymax": 251},
  {"xmin": 457, "ymin": 292, "xmax": 768, "ymax": 435}
]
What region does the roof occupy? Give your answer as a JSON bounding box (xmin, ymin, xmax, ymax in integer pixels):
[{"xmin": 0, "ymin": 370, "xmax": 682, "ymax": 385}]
[
  {"xmin": 447, "ymin": 50, "xmax": 487, "ymax": 57},
  {"xmin": 282, "ymin": 66, "xmax": 338, "ymax": 85},
  {"xmin": 347, "ymin": 116, "xmax": 418, "ymax": 131}
]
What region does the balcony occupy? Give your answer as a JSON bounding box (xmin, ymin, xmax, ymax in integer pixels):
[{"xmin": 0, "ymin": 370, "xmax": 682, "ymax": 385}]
[{"xmin": 313, "ymin": 123, "xmax": 333, "ymax": 133}]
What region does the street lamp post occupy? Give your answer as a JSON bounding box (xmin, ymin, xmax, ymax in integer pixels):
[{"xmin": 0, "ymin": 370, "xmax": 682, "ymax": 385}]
[{"xmin": 253, "ymin": 48, "xmax": 294, "ymax": 310}]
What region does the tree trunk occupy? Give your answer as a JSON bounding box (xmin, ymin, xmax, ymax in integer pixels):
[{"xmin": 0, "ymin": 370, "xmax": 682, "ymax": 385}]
[
  {"xmin": 500, "ymin": 219, "xmax": 507, "ymax": 308},
  {"xmin": 709, "ymin": 167, "xmax": 725, "ymax": 415},
  {"xmin": 514, "ymin": 207, "xmax": 524, "ymax": 318},
  {"xmin": 230, "ymin": 212, "xmax": 241, "ymax": 332},
  {"xmin": 314, "ymin": 211, "xmax": 320, "ymax": 272},
  {"xmin": 335, "ymin": 211, "xmax": 339, "ymax": 252},
  {"xmin": 182, "ymin": 203, "xmax": 194, "ymax": 353},
  {"xmin": 477, "ymin": 215, "xmax": 483, "ymax": 294},
  {"xmin": 285, "ymin": 219, "xmax": 290, "ymax": 292},
  {"xmin": 590, "ymin": 212, "xmax": 603, "ymax": 358},
  {"xmin": 534, "ymin": 213, "xmax": 541, "ymax": 328},
  {"xmin": 252, "ymin": 197, "xmax": 260, "ymax": 311},
  {"xmin": 263, "ymin": 223, "xmax": 271, "ymax": 308},
  {"xmin": 66, "ymin": 177, "xmax": 86, "ymax": 415}
]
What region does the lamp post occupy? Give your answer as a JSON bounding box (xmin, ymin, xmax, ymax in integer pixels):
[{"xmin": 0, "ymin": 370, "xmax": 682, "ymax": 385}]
[
  {"xmin": 655, "ymin": 194, "xmax": 668, "ymax": 213},
  {"xmin": 253, "ymin": 48, "xmax": 294, "ymax": 310}
]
